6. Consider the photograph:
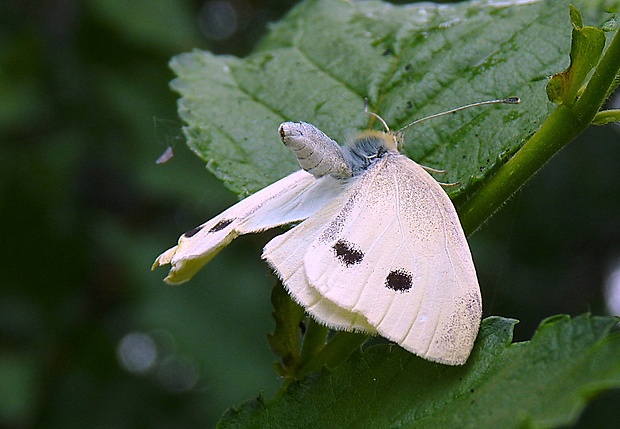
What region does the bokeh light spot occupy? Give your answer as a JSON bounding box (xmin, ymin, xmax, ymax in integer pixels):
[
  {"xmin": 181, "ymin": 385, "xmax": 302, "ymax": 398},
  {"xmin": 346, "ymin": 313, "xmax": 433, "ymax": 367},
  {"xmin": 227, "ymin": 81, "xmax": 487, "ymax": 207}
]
[
  {"xmin": 157, "ymin": 355, "xmax": 199, "ymax": 392},
  {"xmin": 604, "ymin": 259, "xmax": 620, "ymax": 316},
  {"xmin": 199, "ymin": 1, "xmax": 238, "ymax": 41},
  {"xmin": 117, "ymin": 332, "xmax": 157, "ymax": 374}
]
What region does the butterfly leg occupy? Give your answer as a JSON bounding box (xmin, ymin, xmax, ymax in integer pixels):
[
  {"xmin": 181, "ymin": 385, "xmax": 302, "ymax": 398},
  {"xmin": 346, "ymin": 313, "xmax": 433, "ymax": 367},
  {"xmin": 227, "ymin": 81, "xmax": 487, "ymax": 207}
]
[
  {"xmin": 438, "ymin": 181, "xmax": 461, "ymax": 188},
  {"xmin": 421, "ymin": 165, "xmax": 447, "ymax": 174}
]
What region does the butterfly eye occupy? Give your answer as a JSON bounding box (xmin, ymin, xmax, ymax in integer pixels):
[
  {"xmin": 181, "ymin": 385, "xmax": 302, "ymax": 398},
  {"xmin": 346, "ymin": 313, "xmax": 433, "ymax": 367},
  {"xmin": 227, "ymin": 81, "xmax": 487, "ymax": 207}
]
[
  {"xmin": 385, "ymin": 269, "xmax": 413, "ymax": 292},
  {"xmin": 332, "ymin": 239, "xmax": 364, "ymax": 266},
  {"xmin": 207, "ymin": 219, "xmax": 234, "ymax": 233}
]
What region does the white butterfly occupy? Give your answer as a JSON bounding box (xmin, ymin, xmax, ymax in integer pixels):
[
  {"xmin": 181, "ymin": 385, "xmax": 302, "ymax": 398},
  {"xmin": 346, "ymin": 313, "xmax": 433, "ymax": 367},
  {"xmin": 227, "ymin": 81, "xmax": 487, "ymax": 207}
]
[{"xmin": 153, "ymin": 100, "xmax": 518, "ymax": 365}]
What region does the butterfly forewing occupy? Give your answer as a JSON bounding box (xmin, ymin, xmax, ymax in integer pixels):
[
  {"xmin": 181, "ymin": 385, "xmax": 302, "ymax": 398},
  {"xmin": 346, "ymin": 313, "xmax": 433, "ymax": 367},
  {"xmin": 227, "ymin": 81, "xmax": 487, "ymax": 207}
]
[
  {"xmin": 156, "ymin": 170, "xmax": 341, "ymax": 284},
  {"xmin": 302, "ymin": 154, "xmax": 481, "ymax": 365}
]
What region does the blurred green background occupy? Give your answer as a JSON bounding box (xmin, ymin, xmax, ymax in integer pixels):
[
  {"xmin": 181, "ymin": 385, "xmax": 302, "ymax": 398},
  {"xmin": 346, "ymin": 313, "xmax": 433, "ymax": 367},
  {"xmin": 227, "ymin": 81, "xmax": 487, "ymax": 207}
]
[{"xmin": 1, "ymin": 1, "xmax": 618, "ymax": 428}]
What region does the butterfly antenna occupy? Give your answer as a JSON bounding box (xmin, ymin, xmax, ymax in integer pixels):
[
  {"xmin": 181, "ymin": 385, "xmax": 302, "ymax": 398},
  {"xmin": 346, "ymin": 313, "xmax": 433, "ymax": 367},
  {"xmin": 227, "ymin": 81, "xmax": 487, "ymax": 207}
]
[
  {"xmin": 364, "ymin": 98, "xmax": 391, "ymax": 132},
  {"xmin": 398, "ymin": 97, "xmax": 520, "ymax": 133}
]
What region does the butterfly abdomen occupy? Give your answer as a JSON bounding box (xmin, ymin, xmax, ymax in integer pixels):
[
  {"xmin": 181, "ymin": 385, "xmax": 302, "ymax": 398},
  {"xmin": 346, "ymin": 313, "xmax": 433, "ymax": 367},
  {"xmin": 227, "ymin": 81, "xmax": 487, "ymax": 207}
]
[{"xmin": 280, "ymin": 122, "xmax": 352, "ymax": 179}]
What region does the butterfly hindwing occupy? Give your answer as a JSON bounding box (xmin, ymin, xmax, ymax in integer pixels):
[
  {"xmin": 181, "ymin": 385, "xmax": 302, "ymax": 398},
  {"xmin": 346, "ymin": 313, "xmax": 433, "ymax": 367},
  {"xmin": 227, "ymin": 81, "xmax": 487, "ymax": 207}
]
[{"xmin": 263, "ymin": 193, "xmax": 377, "ymax": 333}]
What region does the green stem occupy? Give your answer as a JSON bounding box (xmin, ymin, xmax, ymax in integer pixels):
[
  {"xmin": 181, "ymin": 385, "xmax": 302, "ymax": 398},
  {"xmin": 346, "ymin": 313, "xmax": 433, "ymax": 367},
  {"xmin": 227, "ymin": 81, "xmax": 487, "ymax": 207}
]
[{"xmin": 459, "ymin": 27, "xmax": 620, "ymax": 235}]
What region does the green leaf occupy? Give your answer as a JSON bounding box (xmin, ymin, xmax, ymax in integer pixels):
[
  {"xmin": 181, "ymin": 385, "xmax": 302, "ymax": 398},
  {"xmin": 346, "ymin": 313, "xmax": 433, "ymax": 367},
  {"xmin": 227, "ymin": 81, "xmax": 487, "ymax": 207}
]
[
  {"xmin": 593, "ymin": 108, "xmax": 620, "ymax": 124},
  {"xmin": 268, "ymin": 287, "xmax": 366, "ymax": 382},
  {"xmin": 546, "ymin": 5, "xmax": 606, "ymax": 104},
  {"xmin": 458, "ymin": 6, "xmax": 619, "ymax": 233},
  {"xmin": 218, "ymin": 314, "xmax": 620, "ymax": 429},
  {"xmin": 267, "ymin": 282, "xmax": 304, "ymax": 377},
  {"xmin": 170, "ymin": 0, "xmax": 589, "ymax": 199},
  {"xmin": 166, "ymin": 0, "xmax": 620, "ymax": 424}
]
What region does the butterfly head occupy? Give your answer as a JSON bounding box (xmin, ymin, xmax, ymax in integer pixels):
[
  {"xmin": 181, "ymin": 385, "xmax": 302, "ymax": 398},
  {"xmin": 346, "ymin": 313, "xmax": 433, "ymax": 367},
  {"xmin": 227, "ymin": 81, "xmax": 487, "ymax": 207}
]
[
  {"xmin": 355, "ymin": 129, "xmax": 401, "ymax": 152},
  {"xmin": 343, "ymin": 129, "xmax": 403, "ymax": 174},
  {"xmin": 361, "ymin": 100, "xmax": 404, "ymax": 154}
]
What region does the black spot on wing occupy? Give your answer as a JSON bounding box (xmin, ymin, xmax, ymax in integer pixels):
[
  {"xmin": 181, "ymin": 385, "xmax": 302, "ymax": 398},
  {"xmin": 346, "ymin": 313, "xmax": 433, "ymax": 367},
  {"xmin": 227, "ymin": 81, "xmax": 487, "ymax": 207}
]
[
  {"xmin": 332, "ymin": 239, "xmax": 364, "ymax": 267},
  {"xmin": 183, "ymin": 226, "xmax": 203, "ymax": 238},
  {"xmin": 208, "ymin": 218, "xmax": 234, "ymax": 233},
  {"xmin": 385, "ymin": 269, "xmax": 412, "ymax": 292}
]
